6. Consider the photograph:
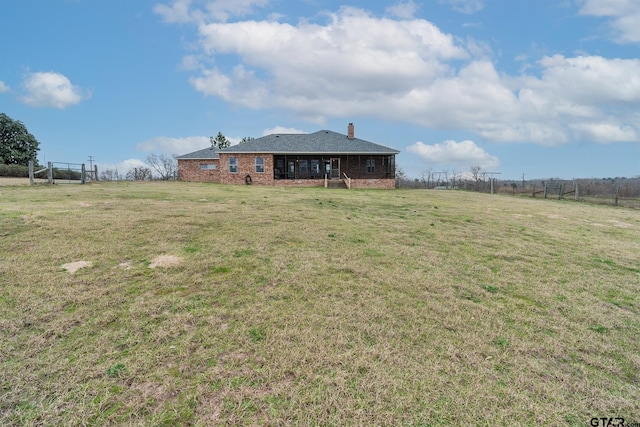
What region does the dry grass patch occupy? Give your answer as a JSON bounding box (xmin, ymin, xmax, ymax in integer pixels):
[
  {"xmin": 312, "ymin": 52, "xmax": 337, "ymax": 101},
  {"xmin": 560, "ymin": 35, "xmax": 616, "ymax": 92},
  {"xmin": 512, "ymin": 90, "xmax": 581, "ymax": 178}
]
[
  {"xmin": 149, "ymin": 255, "xmax": 183, "ymax": 269},
  {"xmin": 0, "ymin": 182, "xmax": 638, "ymax": 425},
  {"xmin": 60, "ymin": 260, "xmax": 92, "ymax": 274}
]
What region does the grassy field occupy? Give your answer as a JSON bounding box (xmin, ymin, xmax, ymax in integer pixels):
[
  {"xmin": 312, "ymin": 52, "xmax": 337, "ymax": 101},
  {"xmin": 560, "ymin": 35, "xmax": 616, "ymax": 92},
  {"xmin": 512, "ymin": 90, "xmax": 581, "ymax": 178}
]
[{"xmin": 1, "ymin": 182, "xmax": 639, "ymax": 426}]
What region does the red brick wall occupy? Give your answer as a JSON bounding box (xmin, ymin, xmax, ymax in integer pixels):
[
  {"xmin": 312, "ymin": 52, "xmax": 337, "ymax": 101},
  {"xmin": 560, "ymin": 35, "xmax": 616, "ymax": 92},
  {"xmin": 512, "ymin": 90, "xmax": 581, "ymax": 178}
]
[
  {"xmin": 178, "ymin": 159, "xmax": 220, "ymax": 182},
  {"xmin": 350, "ymin": 178, "xmax": 396, "ymax": 189},
  {"xmin": 275, "ymin": 178, "xmax": 395, "ymax": 189},
  {"xmin": 274, "ymin": 179, "xmax": 326, "ymax": 187},
  {"xmin": 218, "ymin": 153, "xmax": 274, "ymax": 185}
]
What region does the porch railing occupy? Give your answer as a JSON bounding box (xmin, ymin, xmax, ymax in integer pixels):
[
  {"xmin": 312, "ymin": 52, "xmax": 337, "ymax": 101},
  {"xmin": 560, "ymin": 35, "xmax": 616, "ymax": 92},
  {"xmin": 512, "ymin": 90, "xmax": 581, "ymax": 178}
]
[{"xmin": 343, "ymin": 173, "xmax": 351, "ymax": 189}]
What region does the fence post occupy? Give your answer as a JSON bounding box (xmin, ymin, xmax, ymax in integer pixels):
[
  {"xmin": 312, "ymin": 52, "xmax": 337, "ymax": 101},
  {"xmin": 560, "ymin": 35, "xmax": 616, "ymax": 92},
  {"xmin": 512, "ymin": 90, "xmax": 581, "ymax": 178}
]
[
  {"xmin": 615, "ymin": 185, "xmax": 620, "ymax": 206},
  {"xmin": 532, "ymin": 184, "xmax": 536, "ymax": 197},
  {"xmin": 94, "ymin": 165, "xmax": 99, "ymax": 181},
  {"xmin": 575, "ymin": 183, "xmax": 579, "ymax": 200},
  {"xmin": 544, "ymin": 183, "xmax": 548, "ymax": 199},
  {"xmin": 47, "ymin": 162, "xmax": 53, "ymax": 184},
  {"xmin": 81, "ymin": 164, "xmax": 86, "ymax": 184},
  {"xmin": 559, "ymin": 184, "xmax": 563, "ymax": 200},
  {"xmin": 29, "ymin": 160, "xmax": 34, "ymax": 185}
]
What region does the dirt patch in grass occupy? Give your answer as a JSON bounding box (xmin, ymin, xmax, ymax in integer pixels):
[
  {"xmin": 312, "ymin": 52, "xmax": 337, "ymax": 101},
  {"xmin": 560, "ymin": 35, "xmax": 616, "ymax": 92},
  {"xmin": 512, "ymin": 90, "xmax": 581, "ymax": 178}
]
[
  {"xmin": 149, "ymin": 255, "xmax": 182, "ymax": 268},
  {"xmin": 119, "ymin": 261, "xmax": 132, "ymax": 270},
  {"xmin": 61, "ymin": 260, "xmax": 92, "ymax": 274},
  {"xmin": 607, "ymin": 219, "xmax": 633, "ymax": 228}
]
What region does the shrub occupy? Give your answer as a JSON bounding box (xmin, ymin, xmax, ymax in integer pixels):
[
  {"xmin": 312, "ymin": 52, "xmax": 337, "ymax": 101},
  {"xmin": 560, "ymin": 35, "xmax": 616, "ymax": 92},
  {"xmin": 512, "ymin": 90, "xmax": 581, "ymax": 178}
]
[{"xmin": 0, "ymin": 163, "xmax": 30, "ymax": 177}]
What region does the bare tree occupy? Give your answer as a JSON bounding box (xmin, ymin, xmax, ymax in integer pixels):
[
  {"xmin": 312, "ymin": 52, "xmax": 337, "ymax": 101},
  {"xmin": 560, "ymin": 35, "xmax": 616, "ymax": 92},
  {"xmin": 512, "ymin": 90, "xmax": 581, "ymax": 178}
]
[
  {"xmin": 451, "ymin": 169, "xmax": 459, "ymax": 189},
  {"xmin": 470, "ymin": 165, "xmax": 482, "ymax": 182},
  {"xmin": 470, "ymin": 165, "xmax": 485, "ymax": 191},
  {"xmin": 420, "ymin": 168, "xmax": 432, "ymax": 189},
  {"xmin": 146, "ymin": 153, "xmax": 177, "ymax": 180},
  {"xmin": 395, "ymin": 167, "xmax": 407, "ymax": 188},
  {"xmin": 100, "ymin": 168, "xmax": 121, "ymax": 181},
  {"xmin": 126, "ymin": 167, "xmax": 152, "ymax": 181}
]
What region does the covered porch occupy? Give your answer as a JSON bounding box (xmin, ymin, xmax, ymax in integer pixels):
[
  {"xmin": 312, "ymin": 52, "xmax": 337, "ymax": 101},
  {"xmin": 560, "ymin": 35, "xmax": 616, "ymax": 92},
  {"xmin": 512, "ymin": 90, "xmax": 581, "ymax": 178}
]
[{"xmin": 273, "ymin": 154, "xmax": 395, "ymax": 181}]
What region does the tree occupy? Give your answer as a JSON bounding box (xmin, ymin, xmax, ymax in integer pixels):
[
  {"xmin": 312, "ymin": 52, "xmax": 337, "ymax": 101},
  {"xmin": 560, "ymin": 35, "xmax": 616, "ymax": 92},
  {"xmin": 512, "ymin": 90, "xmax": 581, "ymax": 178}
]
[
  {"xmin": 470, "ymin": 165, "xmax": 482, "ymax": 182},
  {"xmin": 395, "ymin": 167, "xmax": 407, "ymax": 188},
  {"xmin": 100, "ymin": 168, "xmax": 121, "ymax": 181},
  {"xmin": 146, "ymin": 153, "xmax": 177, "ymax": 180},
  {"xmin": 126, "ymin": 167, "xmax": 152, "ymax": 181},
  {"xmin": 0, "ymin": 113, "xmax": 40, "ymax": 166},
  {"xmin": 470, "ymin": 165, "xmax": 485, "ymax": 191},
  {"xmin": 420, "ymin": 168, "xmax": 432, "ymax": 189},
  {"xmin": 212, "ymin": 132, "xmax": 229, "ymax": 149}
]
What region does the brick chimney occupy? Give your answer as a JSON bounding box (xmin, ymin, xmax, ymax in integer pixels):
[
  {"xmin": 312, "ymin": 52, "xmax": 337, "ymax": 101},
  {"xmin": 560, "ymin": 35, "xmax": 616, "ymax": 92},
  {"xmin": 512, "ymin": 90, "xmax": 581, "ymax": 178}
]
[{"xmin": 347, "ymin": 123, "xmax": 354, "ymax": 140}]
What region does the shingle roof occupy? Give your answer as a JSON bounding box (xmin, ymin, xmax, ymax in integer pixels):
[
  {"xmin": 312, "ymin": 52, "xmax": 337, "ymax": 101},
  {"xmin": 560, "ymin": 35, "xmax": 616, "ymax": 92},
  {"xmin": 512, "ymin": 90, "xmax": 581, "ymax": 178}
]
[
  {"xmin": 175, "ymin": 146, "xmax": 219, "ymax": 160},
  {"xmin": 219, "ymin": 130, "xmax": 400, "ymax": 155}
]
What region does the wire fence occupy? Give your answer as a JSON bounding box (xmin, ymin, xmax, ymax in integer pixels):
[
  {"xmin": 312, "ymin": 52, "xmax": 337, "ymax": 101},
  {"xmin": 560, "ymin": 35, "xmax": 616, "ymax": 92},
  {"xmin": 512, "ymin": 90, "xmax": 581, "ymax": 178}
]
[
  {"xmin": 0, "ymin": 177, "xmax": 48, "ymax": 186},
  {"xmin": 397, "ymin": 177, "xmax": 640, "ymax": 209}
]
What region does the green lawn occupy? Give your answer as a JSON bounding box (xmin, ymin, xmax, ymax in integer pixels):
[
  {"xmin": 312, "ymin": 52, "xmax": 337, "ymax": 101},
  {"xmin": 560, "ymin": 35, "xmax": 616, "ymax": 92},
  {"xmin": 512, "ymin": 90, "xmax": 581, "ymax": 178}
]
[{"xmin": 1, "ymin": 182, "xmax": 639, "ymax": 425}]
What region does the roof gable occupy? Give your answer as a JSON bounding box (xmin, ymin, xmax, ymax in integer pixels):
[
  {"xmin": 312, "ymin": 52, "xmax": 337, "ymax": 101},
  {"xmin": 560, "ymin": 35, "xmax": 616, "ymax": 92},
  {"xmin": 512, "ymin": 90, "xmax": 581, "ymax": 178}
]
[{"xmin": 175, "ymin": 146, "xmax": 219, "ymax": 160}]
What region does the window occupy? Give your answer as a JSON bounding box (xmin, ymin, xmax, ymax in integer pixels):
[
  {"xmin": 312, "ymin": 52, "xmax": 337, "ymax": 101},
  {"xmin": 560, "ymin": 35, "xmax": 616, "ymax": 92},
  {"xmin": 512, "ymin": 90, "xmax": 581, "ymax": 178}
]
[
  {"xmin": 255, "ymin": 157, "xmax": 264, "ymax": 173},
  {"xmin": 299, "ymin": 160, "xmax": 309, "ymax": 176},
  {"xmin": 199, "ymin": 164, "xmax": 217, "ymax": 170},
  {"xmin": 229, "ymin": 157, "xmax": 238, "ymax": 173},
  {"xmin": 288, "ymin": 161, "xmax": 295, "ymax": 179},
  {"xmin": 311, "ymin": 160, "xmax": 320, "ymax": 177},
  {"xmin": 366, "ymin": 158, "xmax": 375, "ymax": 173}
]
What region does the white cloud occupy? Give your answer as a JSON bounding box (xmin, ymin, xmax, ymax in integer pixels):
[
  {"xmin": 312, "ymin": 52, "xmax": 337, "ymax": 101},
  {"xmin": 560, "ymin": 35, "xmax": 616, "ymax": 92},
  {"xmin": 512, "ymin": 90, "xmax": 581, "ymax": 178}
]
[
  {"xmin": 189, "ymin": 65, "xmax": 269, "ymax": 108},
  {"xmin": 578, "ymin": 0, "xmax": 640, "ymax": 43},
  {"xmin": 262, "ymin": 126, "xmax": 306, "ymax": 135},
  {"xmin": 190, "ymin": 6, "xmax": 467, "ymax": 115},
  {"xmin": 154, "ymin": 0, "xmax": 269, "ymax": 23},
  {"xmin": 136, "ymin": 136, "xmax": 211, "ymax": 153},
  {"xmin": 0, "ymin": 81, "xmax": 9, "ymax": 93},
  {"xmin": 160, "ymin": 4, "xmax": 640, "ymax": 146},
  {"xmin": 154, "ymin": 0, "xmax": 200, "ymax": 23},
  {"xmin": 407, "ymin": 140, "xmax": 500, "ymax": 169},
  {"xmin": 386, "ymin": 1, "xmax": 420, "ymax": 19},
  {"xmin": 570, "ymin": 121, "xmax": 637, "ymax": 143},
  {"xmin": 180, "ymin": 55, "xmax": 201, "ymax": 71},
  {"xmin": 20, "ymin": 71, "xmax": 91, "ymax": 109},
  {"xmin": 204, "ymin": 0, "xmax": 269, "ymax": 22},
  {"xmin": 439, "ymin": 0, "xmax": 485, "ymax": 14}
]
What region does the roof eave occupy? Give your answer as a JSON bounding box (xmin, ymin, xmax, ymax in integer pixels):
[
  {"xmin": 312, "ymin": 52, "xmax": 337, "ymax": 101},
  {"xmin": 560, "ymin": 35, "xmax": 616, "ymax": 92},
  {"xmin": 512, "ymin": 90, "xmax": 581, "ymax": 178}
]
[{"xmin": 220, "ymin": 151, "xmax": 399, "ymax": 155}]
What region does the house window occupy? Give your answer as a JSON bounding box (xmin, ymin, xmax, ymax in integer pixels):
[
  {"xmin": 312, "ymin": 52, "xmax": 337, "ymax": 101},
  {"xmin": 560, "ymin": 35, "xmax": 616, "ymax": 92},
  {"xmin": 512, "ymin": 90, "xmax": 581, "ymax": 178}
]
[
  {"xmin": 199, "ymin": 164, "xmax": 217, "ymax": 170},
  {"xmin": 311, "ymin": 160, "xmax": 320, "ymax": 177},
  {"xmin": 229, "ymin": 157, "xmax": 238, "ymax": 173},
  {"xmin": 366, "ymin": 158, "xmax": 375, "ymax": 173},
  {"xmin": 255, "ymin": 157, "xmax": 264, "ymax": 173},
  {"xmin": 299, "ymin": 160, "xmax": 309, "ymax": 176}
]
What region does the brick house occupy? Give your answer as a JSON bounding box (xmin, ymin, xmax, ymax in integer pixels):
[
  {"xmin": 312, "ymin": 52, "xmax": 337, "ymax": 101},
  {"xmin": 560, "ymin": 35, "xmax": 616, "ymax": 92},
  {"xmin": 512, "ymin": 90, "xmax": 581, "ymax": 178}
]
[{"xmin": 177, "ymin": 123, "xmax": 399, "ymax": 189}]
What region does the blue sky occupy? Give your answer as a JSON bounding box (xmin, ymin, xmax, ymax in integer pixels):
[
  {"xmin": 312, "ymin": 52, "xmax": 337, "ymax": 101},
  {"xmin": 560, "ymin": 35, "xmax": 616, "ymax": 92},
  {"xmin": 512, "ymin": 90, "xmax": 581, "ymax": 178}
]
[{"xmin": 1, "ymin": 0, "xmax": 639, "ymax": 180}]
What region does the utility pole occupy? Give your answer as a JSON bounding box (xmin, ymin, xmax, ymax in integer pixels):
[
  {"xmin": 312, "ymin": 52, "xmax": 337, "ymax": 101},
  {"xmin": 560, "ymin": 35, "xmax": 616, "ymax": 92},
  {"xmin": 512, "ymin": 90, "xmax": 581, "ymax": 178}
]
[
  {"xmin": 87, "ymin": 156, "xmax": 95, "ymax": 180},
  {"xmin": 486, "ymin": 172, "xmax": 502, "ymax": 194}
]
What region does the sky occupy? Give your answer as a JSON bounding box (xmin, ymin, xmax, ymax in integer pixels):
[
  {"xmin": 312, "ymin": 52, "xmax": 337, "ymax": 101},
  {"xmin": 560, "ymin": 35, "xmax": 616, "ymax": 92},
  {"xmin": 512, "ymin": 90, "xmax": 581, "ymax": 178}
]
[{"xmin": 1, "ymin": 0, "xmax": 639, "ymax": 180}]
